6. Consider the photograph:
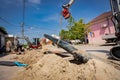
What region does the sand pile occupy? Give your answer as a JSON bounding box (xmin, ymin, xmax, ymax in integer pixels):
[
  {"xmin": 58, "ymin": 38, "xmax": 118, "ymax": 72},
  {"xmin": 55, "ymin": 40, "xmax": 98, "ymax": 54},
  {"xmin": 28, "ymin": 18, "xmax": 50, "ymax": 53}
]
[
  {"xmin": 12, "ymin": 45, "xmax": 120, "ymax": 80},
  {"xmin": 13, "ymin": 49, "xmax": 44, "ymax": 65}
]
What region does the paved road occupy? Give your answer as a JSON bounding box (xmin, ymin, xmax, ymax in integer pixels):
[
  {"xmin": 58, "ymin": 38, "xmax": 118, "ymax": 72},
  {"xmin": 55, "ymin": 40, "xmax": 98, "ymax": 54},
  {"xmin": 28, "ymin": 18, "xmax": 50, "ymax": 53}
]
[{"xmin": 74, "ymin": 44, "xmax": 114, "ymax": 58}]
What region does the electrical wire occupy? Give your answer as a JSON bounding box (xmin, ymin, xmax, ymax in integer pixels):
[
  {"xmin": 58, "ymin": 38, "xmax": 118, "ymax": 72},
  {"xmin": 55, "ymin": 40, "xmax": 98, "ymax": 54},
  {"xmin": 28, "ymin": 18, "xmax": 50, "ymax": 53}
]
[
  {"xmin": 0, "ymin": 17, "xmax": 19, "ymax": 27},
  {"xmin": 25, "ymin": 24, "xmax": 60, "ymax": 32}
]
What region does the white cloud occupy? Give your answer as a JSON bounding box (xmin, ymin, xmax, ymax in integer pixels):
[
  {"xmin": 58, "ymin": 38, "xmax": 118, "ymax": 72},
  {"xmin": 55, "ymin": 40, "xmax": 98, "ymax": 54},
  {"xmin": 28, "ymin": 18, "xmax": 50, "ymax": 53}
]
[
  {"xmin": 0, "ymin": 0, "xmax": 22, "ymax": 8},
  {"xmin": 28, "ymin": 0, "xmax": 41, "ymax": 4},
  {"xmin": 41, "ymin": 14, "xmax": 60, "ymax": 22}
]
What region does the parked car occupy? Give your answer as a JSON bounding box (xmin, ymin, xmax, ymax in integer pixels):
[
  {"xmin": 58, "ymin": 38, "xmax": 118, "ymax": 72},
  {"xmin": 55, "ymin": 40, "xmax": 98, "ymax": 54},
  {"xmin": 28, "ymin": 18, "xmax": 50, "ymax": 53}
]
[
  {"xmin": 64, "ymin": 40, "xmax": 72, "ymax": 44},
  {"xmin": 71, "ymin": 40, "xmax": 82, "ymax": 44}
]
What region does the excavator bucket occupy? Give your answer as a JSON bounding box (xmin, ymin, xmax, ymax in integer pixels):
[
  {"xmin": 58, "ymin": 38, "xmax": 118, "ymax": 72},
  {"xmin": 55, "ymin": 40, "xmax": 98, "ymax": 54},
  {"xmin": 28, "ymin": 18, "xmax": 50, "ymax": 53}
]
[{"xmin": 62, "ymin": 8, "xmax": 71, "ymax": 19}]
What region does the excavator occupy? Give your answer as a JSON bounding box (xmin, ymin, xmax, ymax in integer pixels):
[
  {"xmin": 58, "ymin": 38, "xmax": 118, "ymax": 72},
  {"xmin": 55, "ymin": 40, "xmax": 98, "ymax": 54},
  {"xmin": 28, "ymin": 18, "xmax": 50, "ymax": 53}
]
[
  {"xmin": 17, "ymin": 36, "xmax": 41, "ymax": 49},
  {"xmin": 109, "ymin": 0, "xmax": 120, "ymax": 60},
  {"xmin": 62, "ymin": 0, "xmax": 120, "ymax": 60},
  {"xmin": 44, "ymin": 0, "xmax": 120, "ymax": 63}
]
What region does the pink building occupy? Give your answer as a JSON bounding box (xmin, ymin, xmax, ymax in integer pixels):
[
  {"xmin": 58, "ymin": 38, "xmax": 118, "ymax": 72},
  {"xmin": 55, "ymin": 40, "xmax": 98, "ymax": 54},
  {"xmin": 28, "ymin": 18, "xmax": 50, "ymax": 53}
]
[{"xmin": 88, "ymin": 11, "xmax": 116, "ymax": 44}]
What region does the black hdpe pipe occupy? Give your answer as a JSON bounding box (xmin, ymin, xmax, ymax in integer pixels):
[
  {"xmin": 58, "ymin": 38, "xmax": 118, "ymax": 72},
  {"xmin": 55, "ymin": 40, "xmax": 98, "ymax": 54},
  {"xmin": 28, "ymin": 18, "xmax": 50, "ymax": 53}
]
[
  {"xmin": 110, "ymin": 45, "xmax": 120, "ymax": 60},
  {"xmin": 44, "ymin": 34, "xmax": 90, "ymax": 63}
]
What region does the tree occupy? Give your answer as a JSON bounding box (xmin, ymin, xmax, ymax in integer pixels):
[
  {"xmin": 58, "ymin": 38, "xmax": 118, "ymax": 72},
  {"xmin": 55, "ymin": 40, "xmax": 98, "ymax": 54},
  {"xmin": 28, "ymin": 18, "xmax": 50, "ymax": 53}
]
[
  {"xmin": 71, "ymin": 19, "xmax": 85, "ymax": 39},
  {"xmin": 59, "ymin": 18, "xmax": 90, "ymax": 41},
  {"xmin": 66, "ymin": 16, "xmax": 75, "ymax": 30},
  {"xmin": 59, "ymin": 29, "xmax": 68, "ymax": 39}
]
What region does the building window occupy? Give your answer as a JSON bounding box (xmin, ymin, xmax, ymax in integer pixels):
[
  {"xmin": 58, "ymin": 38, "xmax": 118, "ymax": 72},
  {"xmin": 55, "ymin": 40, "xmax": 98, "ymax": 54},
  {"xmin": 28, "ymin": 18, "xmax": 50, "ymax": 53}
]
[{"xmin": 101, "ymin": 23, "xmax": 107, "ymax": 28}]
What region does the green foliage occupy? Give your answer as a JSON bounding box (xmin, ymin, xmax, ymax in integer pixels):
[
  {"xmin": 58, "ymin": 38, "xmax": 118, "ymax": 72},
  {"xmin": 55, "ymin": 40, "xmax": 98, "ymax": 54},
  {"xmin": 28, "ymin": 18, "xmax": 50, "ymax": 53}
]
[
  {"xmin": 23, "ymin": 44, "xmax": 28, "ymax": 48},
  {"xmin": 59, "ymin": 18, "xmax": 90, "ymax": 40},
  {"xmin": 59, "ymin": 29, "xmax": 69, "ymax": 39}
]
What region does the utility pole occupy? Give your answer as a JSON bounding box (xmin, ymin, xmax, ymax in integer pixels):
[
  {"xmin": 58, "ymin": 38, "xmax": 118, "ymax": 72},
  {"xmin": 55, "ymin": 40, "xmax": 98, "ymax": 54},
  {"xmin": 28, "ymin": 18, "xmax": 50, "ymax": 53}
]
[
  {"xmin": 60, "ymin": 14, "xmax": 62, "ymax": 39},
  {"xmin": 21, "ymin": 22, "xmax": 24, "ymax": 38},
  {"xmin": 21, "ymin": 0, "xmax": 25, "ymax": 38}
]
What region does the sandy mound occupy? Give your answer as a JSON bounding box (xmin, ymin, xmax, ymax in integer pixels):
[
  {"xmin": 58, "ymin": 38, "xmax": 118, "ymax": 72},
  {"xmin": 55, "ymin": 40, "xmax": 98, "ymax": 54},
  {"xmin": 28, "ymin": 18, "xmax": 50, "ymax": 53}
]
[
  {"xmin": 13, "ymin": 49, "xmax": 44, "ymax": 65},
  {"xmin": 11, "ymin": 45, "xmax": 120, "ymax": 80}
]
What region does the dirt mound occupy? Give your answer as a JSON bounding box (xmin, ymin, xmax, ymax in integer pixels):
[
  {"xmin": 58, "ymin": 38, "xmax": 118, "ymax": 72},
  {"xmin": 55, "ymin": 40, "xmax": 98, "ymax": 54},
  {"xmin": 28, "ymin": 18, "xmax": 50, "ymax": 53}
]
[
  {"xmin": 13, "ymin": 49, "xmax": 44, "ymax": 65},
  {"xmin": 11, "ymin": 45, "xmax": 120, "ymax": 80}
]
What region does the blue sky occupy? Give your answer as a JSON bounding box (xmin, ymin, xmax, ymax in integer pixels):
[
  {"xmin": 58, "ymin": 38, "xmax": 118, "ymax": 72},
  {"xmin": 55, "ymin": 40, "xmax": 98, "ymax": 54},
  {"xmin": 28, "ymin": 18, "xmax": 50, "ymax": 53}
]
[{"xmin": 0, "ymin": 0, "xmax": 110, "ymax": 39}]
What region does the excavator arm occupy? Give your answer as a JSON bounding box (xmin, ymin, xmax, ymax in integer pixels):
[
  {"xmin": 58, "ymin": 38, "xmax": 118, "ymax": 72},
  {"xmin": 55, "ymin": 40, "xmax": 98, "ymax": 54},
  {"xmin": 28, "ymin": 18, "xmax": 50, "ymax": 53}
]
[{"xmin": 110, "ymin": 0, "xmax": 120, "ymax": 41}]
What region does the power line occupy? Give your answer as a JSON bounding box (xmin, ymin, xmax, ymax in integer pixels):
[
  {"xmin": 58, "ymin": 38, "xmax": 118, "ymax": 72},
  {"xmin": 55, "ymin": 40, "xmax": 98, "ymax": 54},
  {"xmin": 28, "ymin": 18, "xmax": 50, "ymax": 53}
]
[
  {"xmin": 0, "ymin": 17, "xmax": 19, "ymax": 27},
  {"xmin": 25, "ymin": 24, "xmax": 60, "ymax": 32}
]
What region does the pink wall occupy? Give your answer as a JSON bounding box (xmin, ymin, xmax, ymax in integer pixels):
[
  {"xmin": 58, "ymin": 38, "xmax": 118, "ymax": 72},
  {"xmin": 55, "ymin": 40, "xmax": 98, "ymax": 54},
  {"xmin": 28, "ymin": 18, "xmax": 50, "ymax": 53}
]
[{"xmin": 88, "ymin": 19, "xmax": 115, "ymax": 44}]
